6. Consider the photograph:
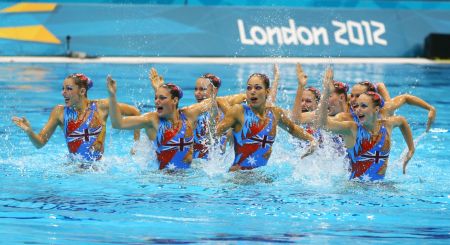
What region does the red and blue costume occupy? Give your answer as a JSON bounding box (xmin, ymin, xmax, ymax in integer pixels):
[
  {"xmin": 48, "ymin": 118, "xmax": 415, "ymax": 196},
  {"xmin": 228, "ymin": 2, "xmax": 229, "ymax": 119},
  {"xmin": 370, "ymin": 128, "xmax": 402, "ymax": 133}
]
[
  {"xmin": 64, "ymin": 102, "xmax": 105, "ymax": 162},
  {"xmin": 232, "ymin": 104, "xmax": 276, "ymax": 170},
  {"xmin": 155, "ymin": 112, "xmax": 194, "ymax": 170},
  {"xmin": 347, "ymin": 122, "xmax": 390, "ymax": 181}
]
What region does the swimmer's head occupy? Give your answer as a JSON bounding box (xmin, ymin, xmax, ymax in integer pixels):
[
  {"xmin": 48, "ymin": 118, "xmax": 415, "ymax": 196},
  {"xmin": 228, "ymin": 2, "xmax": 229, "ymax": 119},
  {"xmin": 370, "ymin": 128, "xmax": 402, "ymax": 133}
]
[
  {"xmin": 194, "ymin": 73, "xmax": 221, "ymax": 102},
  {"xmin": 364, "ymin": 91, "xmax": 384, "ymax": 108},
  {"xmin": 159, "ymin": 83, "xmax": 183, "ymax": 108},
  {"xmin": 302, "ymin": 87, "xmax": 320, "ymax": 112},
  {"xmin": 248, "ymin": 73, "xmax": 270, "ymax": 89},
  {"xmin": 246, "ymin": 73, "xmax": 270, "ymax": 108},
  {"xmin": 350, "ymin": 81, "xmax": 376, "ymax": 108},
  {"xmin": 66, "ymin": 73, "xmax": 93, "ymax": 97},
  {"xmin": 202, "ymin": 73, "xmax": 221, "ymax": 89},
  {"xmin": 333, "ymin": 81, "xmax": 349, "ymax": 98},
  {"xmin": 328, "ymin": 81, "xmax": 349, "ymax": 116},
  {"xmin": 354, "ymin": 91, "xmax": 384, "ymax": 124}
]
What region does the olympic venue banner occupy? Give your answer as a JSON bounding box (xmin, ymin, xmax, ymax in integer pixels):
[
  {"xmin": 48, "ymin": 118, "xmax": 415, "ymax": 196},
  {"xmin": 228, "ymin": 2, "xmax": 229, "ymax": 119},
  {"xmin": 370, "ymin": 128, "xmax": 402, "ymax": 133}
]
[{"xmin": 0, "ymin": 2, "xmax": 449, "ymax": 57}]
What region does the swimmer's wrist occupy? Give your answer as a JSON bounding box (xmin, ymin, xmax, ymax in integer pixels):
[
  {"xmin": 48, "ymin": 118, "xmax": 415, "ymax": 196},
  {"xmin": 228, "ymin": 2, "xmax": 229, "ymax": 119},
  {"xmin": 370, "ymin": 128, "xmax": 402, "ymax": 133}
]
[
  {"xmin": 24, "ymin": 128, "xmax": 34, "ymax": 134},
  {"xmin": 109, "ymin": 94, "xmax": 117, "ymax": 100}
]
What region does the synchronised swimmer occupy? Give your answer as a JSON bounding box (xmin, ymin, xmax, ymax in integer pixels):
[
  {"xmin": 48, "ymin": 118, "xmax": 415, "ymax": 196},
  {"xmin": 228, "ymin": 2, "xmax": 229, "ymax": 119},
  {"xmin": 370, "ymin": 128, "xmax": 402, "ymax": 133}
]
[{"xmin": 12, "ymin": 65, "xmax": 436, "ymax": 181}]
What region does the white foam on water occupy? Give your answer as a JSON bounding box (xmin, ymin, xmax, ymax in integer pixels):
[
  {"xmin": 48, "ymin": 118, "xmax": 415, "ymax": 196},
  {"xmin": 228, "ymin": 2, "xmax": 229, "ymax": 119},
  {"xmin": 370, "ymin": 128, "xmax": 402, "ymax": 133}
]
[
  {"xmin": 291, "ymin": 132, "xmax": 349, "ymax": 188},
  {"xmin": 429, "ymin": 128, "xmax": 448, "ymax": 133}
]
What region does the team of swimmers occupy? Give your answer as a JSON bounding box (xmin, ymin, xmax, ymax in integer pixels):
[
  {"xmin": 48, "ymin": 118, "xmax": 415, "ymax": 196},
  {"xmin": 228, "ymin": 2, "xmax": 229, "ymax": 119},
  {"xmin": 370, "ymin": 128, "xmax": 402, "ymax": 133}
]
[{"xmin": 12, "ymin": 65, "xmax": 436, "ymax": 181}]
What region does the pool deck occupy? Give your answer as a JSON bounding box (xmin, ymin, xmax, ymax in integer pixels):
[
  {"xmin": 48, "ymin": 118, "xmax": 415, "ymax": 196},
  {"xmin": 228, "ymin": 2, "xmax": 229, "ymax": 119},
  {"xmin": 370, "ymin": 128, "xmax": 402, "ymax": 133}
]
[{"xmin": 0, "ymin": 56, "xmax": 446, "ymax": 64}]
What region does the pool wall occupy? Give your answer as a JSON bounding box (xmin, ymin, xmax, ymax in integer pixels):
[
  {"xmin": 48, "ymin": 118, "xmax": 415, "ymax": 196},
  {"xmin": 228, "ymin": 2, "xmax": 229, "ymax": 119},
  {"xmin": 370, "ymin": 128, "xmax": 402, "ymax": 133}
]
[{"xmin": 0, "ymin": 1, "xmax": 449, "ymax": 57}]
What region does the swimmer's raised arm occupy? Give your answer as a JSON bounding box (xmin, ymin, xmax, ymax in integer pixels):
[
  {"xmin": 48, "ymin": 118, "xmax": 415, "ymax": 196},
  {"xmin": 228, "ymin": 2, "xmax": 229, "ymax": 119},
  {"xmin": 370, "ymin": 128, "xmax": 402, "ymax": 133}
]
[
  {"xmin": 268, "ymin": 64, "xmax": 279, "ymax": 105},
  {"xmin": 388, "ymin": 116, "xmax": 415, "ymax": 174},
  {"xmin": 376, "ymin": 82, "xmax": 391, "ymax": 101},
  {"xmin": 292, "ymin": 63, "xmax": 308, "ymax": 124},
  {"xmin": 315, "ymin": 67, "xmax": 334, "ymax": 129},
  {"xmin": 216, "ymin": 104, "xmax": 242, "ymax": 136},
  {"xmin": 182, "ymin": 94, "xmax": 218, "ymax": 122},
  {"xmin": 383, "ymin": 94, "xmax": 436, "ymax": 132},
  {"xmin": 12, "ymin": 105, "xmax": 63, "ymax": 149},
  {"xmin": 333, "ymin": 112, "xmax": 354, "ymax": 122},
  {"xmin": 315, "ymin": 71, "xmax": 356, "ymax": 147},
  {"xmin": 118, "ymin": 103, "xmax": 141, "ymax": 140},
  {"xmin": 107, "ymin": 75, "xmax": 155, "ymax": 130},
  {"xmin": 324, "ymin": 118, "xmax": 356, "ymax": 138},
  {"xmin": 149, "ymin": 67, "xmax": 164, "ymax": 93},
  {"xmin": 214, "ymin": 94, "xmax": 245, "ymax": 115},
  {"xmin": 273, "ymin": 106, "xmax": 316, "ymax": 159},
  {"xmin": 220, "ymin": 93, "xmax": 246, "ymax": 106}
]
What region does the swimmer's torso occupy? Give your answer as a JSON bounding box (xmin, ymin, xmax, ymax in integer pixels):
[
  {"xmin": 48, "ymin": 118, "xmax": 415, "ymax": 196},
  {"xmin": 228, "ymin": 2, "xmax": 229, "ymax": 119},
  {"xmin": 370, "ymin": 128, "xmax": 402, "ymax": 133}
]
[
  {"xmin": 232, "ymin": 104, "xmax": 276, "ymax": 170},
  {"xmin": 346, "ymin": 122, "xmax": 391, "ymax": 181},
  {"xmin": 64, "ymin": 101, "xmax": 106, "ymax": 162},
  {"xmin": 154, "ymin": 112, "xmax": 194, "ymax": 170}
]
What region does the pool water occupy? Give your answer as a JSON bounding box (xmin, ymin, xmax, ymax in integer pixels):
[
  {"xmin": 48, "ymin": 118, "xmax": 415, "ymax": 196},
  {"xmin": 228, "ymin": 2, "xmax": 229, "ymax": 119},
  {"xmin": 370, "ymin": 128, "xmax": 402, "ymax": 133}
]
[{"xmin": 0, "ymin": 62, "xmax": 449, "ymax": 243}]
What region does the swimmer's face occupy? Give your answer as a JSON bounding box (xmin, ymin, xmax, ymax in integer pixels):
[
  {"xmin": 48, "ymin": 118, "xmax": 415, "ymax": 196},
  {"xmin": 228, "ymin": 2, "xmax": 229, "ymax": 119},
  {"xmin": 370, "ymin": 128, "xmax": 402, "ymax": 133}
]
[
  {"xmin": 194, "ymin": 78, "xmax": 214, "ymax": 102},
  {"xmin": 246, "ymin": 76, "xmax": 269, "ymax": 108},
  {"xmin": 301, "ymin": 90, "xmax": 318, "ymax": 112},
  {"xmin": 354, "ymin": 94, "xmax": 379, "ymax": 124},
  {"xmin": 350, "ymin": 84, "xmax": 367, "ymax": 108},
  {"xmin": 61, "ymin": 78, "xmax": 85, "ymax": 107},
  {"xmin": 328, "ymin": 91, "xmax": 342, "ymax": 116},
  {"xmin": 155, "ymin": 87, "xmax": 178, "ymax": 118}
]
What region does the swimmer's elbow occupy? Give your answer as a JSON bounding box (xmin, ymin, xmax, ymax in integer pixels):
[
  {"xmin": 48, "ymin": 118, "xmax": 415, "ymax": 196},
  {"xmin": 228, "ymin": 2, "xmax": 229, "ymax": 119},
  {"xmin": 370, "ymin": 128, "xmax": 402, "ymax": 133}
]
[
  {"xmin": 111, "ymin": 120, "xmax": 122, "ymax": 129},
  {"xmin": 400, "ymin": 117, "xmax": 409, "ymax": 127},
  {"xmin": 111, "ymin": 124, "xmax": 122, "ymax": 129},
  {"xmin": 34, "ymin": 140, "xmax": 46, "ymax": 149},
  {"xmin": 404, "ymin": 94, "xmax": 414, "ymax": 104}
]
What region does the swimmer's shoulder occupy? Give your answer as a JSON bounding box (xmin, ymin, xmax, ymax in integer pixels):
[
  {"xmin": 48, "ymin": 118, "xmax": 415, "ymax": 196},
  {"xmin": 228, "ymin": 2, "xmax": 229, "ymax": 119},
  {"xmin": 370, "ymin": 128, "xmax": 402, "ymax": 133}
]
[
  {"xmin": 90, "ymin": 99, "xmax": 108, "ymax": 111},
  {"xmin": 51, "ymin": 105, "xmax": 65, "ymax": 123},
  {"xmin": 228, "ymin": 103, "xmax": 244, "ymax": 114}
]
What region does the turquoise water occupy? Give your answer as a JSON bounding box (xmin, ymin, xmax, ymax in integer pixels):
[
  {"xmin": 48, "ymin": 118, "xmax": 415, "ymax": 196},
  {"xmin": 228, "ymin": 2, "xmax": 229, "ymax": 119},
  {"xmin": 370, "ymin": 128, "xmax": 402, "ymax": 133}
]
[{"xmin": 0, "ymin": 62, "xmax": 449, "ymax": 243}]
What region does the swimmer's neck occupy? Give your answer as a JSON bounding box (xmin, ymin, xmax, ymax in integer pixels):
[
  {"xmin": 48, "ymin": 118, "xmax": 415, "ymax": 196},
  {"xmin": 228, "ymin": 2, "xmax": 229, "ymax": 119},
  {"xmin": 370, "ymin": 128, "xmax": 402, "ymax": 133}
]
[
  {"xmin": 250, "ymin": 104, "xmax": 266, "ymax": 116},
  {"xmin": 363, "ymin": 118, "xmax": 378, "ymax": 133},
  {"xmin": 72, "ymin": 97, "xmax": 89, "ymax": 112},
  {"xmin": 161, "ymin": 109, "xmax": 180, "ymax": 123}
]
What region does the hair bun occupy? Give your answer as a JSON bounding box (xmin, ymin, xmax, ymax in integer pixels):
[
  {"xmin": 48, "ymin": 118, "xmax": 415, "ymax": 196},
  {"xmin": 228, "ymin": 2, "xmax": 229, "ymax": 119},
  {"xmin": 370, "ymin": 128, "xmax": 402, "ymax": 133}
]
[{"xmin": 87, "ymin": 78, "xmax": 93, "ymax": 90}]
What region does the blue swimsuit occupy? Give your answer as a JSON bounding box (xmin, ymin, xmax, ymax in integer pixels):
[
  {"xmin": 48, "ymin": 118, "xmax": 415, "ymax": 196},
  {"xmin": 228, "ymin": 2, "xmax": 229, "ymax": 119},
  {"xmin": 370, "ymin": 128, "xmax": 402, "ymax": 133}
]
[
  {"xmin": 346, "ymin": 123, "xmax": 390, "ymax": 181},
  {"xmin": 155, "ymin": 112, "xmax": 194, "ymax": 170},
  {"xmin": 232, "ymin": 105, "xmax": 276, "ymax": 170},
  {"xmin": 64, "ymin": 102, "xmax": 104, "ymax": 162}
]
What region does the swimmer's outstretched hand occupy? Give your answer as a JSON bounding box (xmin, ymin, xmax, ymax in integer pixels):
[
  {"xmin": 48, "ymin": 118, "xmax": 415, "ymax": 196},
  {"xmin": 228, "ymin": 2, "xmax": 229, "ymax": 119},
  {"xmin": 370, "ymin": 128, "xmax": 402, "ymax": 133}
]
[
  {"xmin": 402, "ymin": 149, "xmax": 414, "ymax": 174},
  {"xmin": 296, "ymin": 63, "xmax": 307, "ymax": 87},
  {"xmin": 106, "ymin": 75, "xmax": 117, "ymax": 96},
  {"xmin": 12, "ymin": 116, "xmax": 32, "ymax": 133},
  {"xmin": 426, "ymin": 107, "xmax": 436, "ymax": 132},
  {"xmin": 301, "ymin": 140, "xmax": 317, "ymax": 159},
  {"xmin": 267, "ymin": 64, "xmax": 280, "ymax": 106},
  {"xmin": 273, "ymin": 64, "xmax": 279, "ymax": 84},
  {"xmin": 325, "ymin": 67, "xmax": 333, "ymax": 80},
  {"xmin": 149, "ymin": 68, "xmax": 164, "ymax": 90},
  {"xmin": 321, "ymin": 67, "xmax": 334, "ymax": 100}
]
